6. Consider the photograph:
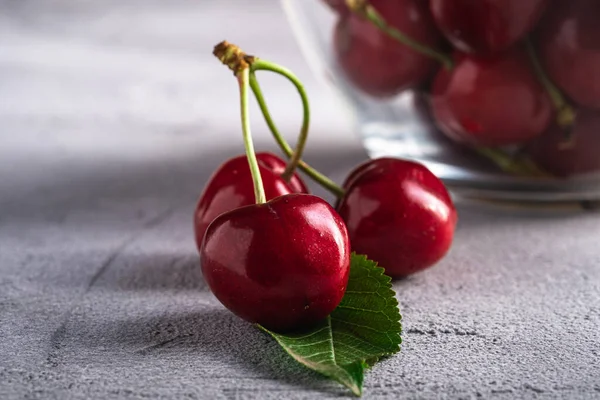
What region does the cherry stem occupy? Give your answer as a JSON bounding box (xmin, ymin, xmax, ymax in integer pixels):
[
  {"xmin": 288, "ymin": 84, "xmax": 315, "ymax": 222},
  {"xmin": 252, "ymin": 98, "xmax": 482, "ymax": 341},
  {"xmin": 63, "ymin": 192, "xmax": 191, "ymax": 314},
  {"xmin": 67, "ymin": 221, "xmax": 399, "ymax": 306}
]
[
  {"xmin": 238, "ymin": 67, "xmax": 267, "ymax": 204},
  {"xmin": 249, "ymin": 73, "xmax": 346, "ymax": 198},
  {"xmin": 475, "ymin": 147, "xmax": 550, "ymax": 178},
  {"xmin": 345, "ymin": 0, "xmax": 453, "ymax": 70},
  {"xmin": 525, "ymin": 37, "xmax": 576, "ymax": 129},
  {"xmin": 249, "ymin": 59, "xmax": 311, "ymax": 181},
  {"xmin": 213, "ymin": 41, "xmax": 346, "ymax": 198}
]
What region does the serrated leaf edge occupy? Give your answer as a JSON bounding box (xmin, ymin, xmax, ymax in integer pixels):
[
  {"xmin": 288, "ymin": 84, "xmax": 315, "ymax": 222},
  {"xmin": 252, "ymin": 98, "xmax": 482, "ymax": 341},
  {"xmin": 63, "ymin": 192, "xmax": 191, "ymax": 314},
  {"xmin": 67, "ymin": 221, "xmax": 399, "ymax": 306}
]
[
  {"xmin": 257, "ymin": 253, "xmax": 402, "ymax": 397},
  {"xmin": 346, "ymin": 252, "xmax": 403, "ymax": 351},
  {"xmin": 258, "ymin": 321, "xmax": 364, "ymax": 396}
]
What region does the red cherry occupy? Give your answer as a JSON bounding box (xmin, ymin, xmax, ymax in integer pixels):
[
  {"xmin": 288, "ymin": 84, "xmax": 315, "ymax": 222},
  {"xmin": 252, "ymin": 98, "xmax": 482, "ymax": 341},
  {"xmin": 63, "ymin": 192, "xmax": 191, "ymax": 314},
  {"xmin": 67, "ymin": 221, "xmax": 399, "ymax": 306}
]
[
  {"xmin": 194, "ymin": 152, "xmax": 308, "ymax": 250},
  {"xmin": 334, "ymin": 0, "xmax": 442, "ymax": 98},
  {"xmin": 201, "ymin": 194, "xmax": 351, "ymax": 332},
  {"xmin": 431, "ymin": 48, "xmax": 552, "ymax": 146},
  {"xmin": 337, "ymin": 158, "xmax": 457, "ymax": 278},
  {"xmin": 537, "ymin": 0, "xmax": 600, "ymax": 109},
  {"xmin": 526, "ymin": 108, "xmax": 600, "ymax": 177},
  {"xmin": 430, "ymin": 0, "xmax": 547, "ymax": 54}
]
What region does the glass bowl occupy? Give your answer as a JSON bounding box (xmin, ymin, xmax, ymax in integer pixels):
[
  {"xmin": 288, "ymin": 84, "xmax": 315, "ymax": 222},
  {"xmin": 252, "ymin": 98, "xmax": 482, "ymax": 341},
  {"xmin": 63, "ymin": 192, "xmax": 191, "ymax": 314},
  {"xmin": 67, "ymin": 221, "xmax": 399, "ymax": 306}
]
[{"xmin": 281, "ymin": 0, "xmax": 600, "ymax": 202}]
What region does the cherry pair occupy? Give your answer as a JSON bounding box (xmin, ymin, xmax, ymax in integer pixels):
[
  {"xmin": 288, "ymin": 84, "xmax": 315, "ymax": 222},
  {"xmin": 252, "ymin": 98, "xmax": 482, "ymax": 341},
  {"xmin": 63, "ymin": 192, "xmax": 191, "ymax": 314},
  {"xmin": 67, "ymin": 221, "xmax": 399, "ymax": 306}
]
[{"xmin": 196, "ymin": 153, "xmax": 456, "ymax": 274}]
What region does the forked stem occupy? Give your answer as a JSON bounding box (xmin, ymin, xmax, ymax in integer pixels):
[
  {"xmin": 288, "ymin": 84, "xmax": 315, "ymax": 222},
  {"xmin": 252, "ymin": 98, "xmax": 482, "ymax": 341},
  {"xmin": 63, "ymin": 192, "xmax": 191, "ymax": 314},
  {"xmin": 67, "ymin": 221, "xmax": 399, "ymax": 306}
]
[
  {"xmin": 214, "ymin": 40, "xmax": 346, "ymax": 198},
  {"xmin": 249, "ymin": 74, "xmax": 346, "ymax": 198},
  {"xmin": 213, "ymin": 40, "xmax": 312, "ymax": 182},
  {"xmin": 250, "ymin": 60, "xmax": 311, "ymax": 181}
]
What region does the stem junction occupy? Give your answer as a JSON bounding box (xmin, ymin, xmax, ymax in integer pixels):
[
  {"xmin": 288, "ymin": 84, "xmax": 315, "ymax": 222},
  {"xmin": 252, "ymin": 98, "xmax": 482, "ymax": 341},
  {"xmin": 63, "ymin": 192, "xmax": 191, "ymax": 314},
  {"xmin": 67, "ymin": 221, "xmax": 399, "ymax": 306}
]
[
  {"xmin": 214, "ymin": 41, "xmax": 266, "ymax": 204},
  {"xmin": 214, "ymin": 40, "xmax": 346, "ymax": 198}
]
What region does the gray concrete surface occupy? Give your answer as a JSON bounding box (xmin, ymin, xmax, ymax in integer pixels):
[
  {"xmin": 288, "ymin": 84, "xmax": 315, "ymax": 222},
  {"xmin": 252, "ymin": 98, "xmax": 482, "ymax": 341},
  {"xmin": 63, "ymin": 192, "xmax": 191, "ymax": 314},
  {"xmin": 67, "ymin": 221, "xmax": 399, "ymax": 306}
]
[{"xmin": 1, "ymin": 1, "xmax": 599, "ymax": 399}]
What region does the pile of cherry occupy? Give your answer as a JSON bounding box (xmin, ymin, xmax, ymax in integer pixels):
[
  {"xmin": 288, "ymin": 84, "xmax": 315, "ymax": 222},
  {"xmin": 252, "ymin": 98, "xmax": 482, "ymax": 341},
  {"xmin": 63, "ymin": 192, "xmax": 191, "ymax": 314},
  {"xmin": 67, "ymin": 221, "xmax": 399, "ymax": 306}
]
[
  {"xmin": 327, "ymin": 0, "xmax": 600, "ymax": 177},
  {"xmin": 194, "ymin": 41, "xmax": 456, "ymax": 332}
]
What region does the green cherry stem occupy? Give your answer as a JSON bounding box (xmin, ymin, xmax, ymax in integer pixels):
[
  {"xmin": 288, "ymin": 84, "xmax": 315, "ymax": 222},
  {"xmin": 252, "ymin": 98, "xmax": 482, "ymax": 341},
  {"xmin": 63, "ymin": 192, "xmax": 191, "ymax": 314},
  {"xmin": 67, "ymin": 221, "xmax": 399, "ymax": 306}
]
[
  {"xmin": 346, "ymin": 0, "xmax": 454, "ymax": 69},
  {"xmin": 249, "ymin": 59, "xmax": 310, "ymax": 181},
  {"xmin": 248, "ymin": 74, "xmax": 291, "ymax": 156},
  {"xmin": 237, "ymin": 67, "xmax": 267, "ymax": 204},
  {"xmin": 214, "ymin": 40, "xmax": 345, "ymax": 198},
  {"xmin": 474, "ymin": 147, "xmax": 550, "ymax": 178},
  {"xmin": 525, "ymin": 37, "xmax": 576, "ymax": 129},
  {"xmin": 248, "ymin": 73, "xmax": 346, "ymax": 198},
  {"xmin": 213, "ymin": 41, "xmax": 345, "ymax": 198}
]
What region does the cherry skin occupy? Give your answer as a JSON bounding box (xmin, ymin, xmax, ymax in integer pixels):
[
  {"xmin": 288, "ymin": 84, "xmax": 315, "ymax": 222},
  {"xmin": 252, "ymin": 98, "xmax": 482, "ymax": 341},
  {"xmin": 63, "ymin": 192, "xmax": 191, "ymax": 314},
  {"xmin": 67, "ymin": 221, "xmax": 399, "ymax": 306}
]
[
  {"xmin": 201, "ymin": 194, "xmax": 351, "ymax": 332},
  {"xmin": 526, "ymin": 108, "xmax": 600, "ymax": 177},
  {"xmin": 194, "ymin": 152, "xmax": 308, "ymax": 251},
  {"xmin": 430, "ymin": 0, "xmax": 547, "ymax": 55},
  {"xmin": 430, "ymin": 49, "xmax": 552, "ymax": 146},
  {"xmin": 336, "ymin": 158, "xmax": 457, "ymax": 278},
  {"xmin": 537, "ymin": 0, "xmax": 600, "ymax": 109},
  {"xmin": 334, "ymin": 0, "xmax": 442, "ymax": 98}
]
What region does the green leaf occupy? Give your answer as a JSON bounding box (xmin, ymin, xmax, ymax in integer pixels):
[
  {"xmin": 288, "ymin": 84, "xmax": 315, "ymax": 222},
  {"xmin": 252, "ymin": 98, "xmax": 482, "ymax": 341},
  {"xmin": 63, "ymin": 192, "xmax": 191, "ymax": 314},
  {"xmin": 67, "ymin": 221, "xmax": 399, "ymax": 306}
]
[{"xmin": 259, "ymin": 253, "xmax": 402, "ymax": 396}]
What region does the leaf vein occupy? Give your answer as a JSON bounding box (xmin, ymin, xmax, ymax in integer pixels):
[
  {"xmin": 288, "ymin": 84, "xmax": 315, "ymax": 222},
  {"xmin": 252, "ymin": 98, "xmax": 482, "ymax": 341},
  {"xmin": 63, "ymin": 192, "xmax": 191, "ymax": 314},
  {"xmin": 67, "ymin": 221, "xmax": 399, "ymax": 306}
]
[
  {"xmin": 286, "ymin": 339, "xmax": 331, "ymax": 348},
  {"xmin": 330, "ymin": 316, "xmax": 390, "ymax": 334}
]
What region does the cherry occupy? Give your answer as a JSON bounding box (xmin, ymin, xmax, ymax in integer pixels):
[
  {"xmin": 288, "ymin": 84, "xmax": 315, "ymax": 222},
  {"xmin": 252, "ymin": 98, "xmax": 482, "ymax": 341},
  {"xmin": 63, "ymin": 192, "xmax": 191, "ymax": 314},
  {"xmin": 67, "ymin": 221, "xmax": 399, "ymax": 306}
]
[
  {"xmin": 537, "ymin": 0, "xmax": 600, "ymax": 109},
  {"xmin": 430, "ymin": 48, "xmax": 552, "ymax": 146},
  {"xmin": 334, "ymin": 0, "xmax": 443, "ymax": 97},
  {"xmin": 336, "ymin": 158, "xmax": 457, "ymax": 278},
  {"xmin": 430, "ymin": 0, "xmax": 547, "ymax": 55},
  {"xmin": 201, "ymin": 194, "xmax": 351, "ymax": 332},
  {"xmin": 526, "ymin": 108, "xmax": 600, "ymax": 177},
  {"xmin": 194, "ymin": 152, "xmax": 308, "ymax": 250}
]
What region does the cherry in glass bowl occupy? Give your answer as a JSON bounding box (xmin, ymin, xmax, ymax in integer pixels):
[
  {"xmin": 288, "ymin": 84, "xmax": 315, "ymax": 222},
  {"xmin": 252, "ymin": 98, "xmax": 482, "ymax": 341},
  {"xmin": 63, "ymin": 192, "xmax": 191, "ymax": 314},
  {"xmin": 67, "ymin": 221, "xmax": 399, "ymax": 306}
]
[{"xmin": 281, "ymin": 0, "xmax": 600, "ymax": 202}]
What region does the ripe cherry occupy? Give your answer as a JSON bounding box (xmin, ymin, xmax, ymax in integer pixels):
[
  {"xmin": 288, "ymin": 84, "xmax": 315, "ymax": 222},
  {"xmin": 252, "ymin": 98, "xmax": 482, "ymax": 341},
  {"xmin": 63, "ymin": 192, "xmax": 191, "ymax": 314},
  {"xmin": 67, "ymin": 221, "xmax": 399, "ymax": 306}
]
[
  {"xmin": 526, "ymin": 108, "xmax": 600, "ymax": 177},
  {"xmin": 430, "ymin": 0, "xmax": 547, "ymax": 55},
  {"xmin": 336, "ymin": 158, "xmax": 457, "ymax": 278},
  {"xmin": 334, "ymin": 0, "xmax": 443, "ymax": 97},
  {"xmin": 201, "ymin": 194, "xmax": 351, "ymax": 332},
  {"xmin": 430, "ymin": 48, "xmax": 552, "ymax": 146},
  {"xmin": 194, "ymin": 152, "xmax": 308, "ymax": 250},
  {"xmin": 537, "ymin": 0, "xmax": 600, "ymax": 109}
]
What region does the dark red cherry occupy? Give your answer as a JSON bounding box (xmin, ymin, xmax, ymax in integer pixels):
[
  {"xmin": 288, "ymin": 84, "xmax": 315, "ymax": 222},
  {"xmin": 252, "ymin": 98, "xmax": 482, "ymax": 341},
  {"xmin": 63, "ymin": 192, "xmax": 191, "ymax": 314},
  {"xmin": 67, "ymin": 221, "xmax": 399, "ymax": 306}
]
[
  {"xmin": 431, "ymin": 48, "xmax": 552, "ymax": 146},
  {"xmin": 194, "ymin": 152, "xmax": 308, "ymax": 250},
  {"xmin": 430, "ymin": 0, "xmax": 547, "ymax": 54},
  {"xmin": 334, "ymin": 0, "xmax": 442, "ymax": 98},
  {"xmin": 537, "ymin": 0, "xmax": 600, "ymax": 109},
  {"xmin": 337, "ymin": 158, "xmax": 457, "ymax": 278},
  {"xmin": 526, "ymin": 108, "xmax": 600, "ymax": 177},
  {"xmin": 201, "ymin": 194, "xmax": 351, "ymax": 332}
]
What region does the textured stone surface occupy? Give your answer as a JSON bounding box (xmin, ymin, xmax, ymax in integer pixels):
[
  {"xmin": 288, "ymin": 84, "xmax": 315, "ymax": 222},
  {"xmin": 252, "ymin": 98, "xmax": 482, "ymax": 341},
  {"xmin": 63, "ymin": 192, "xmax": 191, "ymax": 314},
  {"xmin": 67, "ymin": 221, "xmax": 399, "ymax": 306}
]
[{"xmin": 1, "ymin": 1, "xmax": 599, "ymax": 399}]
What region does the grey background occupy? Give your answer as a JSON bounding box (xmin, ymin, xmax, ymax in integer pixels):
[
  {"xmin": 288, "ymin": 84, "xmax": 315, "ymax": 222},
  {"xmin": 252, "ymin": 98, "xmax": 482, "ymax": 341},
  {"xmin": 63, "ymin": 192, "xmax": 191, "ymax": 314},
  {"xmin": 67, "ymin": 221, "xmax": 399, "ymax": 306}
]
[{"xmin": 1, "ymin": 1, "xmax": 599, "ymax": 399}]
